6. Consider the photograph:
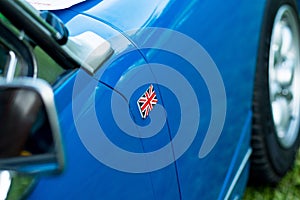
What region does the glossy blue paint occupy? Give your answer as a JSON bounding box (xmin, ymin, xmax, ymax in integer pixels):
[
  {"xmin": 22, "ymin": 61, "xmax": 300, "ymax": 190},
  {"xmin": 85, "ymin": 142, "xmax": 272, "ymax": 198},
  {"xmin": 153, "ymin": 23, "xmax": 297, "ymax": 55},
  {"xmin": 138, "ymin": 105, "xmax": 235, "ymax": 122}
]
[
  {"xmin": 28, "ymin": 0, "xmax": 269, "ymax": 199},
  {"xmin": 126, "ymin": 2, "xmax": 266, "ymax": 199},
  {"xmin": 218, "ymin": 112, "xmax": 252, "ymax": 200},
  {"xmin": 30, "ymin": 71, "xmax": 155, "ymax": 199},
  {"xmin": 29, "ymin": 14, "xmax": 180, "ymax": 199}
]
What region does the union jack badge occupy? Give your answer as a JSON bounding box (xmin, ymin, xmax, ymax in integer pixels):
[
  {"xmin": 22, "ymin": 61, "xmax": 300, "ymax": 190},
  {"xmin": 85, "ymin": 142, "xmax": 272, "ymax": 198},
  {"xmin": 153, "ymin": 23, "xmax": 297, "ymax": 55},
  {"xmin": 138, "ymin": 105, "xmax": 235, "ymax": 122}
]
[{"xmin": 137, "ymin": 84, "xmax": 158, "ymax": 119}]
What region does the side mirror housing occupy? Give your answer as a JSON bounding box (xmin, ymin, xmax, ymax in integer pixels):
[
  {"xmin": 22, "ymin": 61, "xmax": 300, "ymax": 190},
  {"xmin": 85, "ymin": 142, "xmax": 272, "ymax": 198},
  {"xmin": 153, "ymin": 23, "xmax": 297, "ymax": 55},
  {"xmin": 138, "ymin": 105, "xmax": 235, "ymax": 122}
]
[{"xmin": 0, "ymin": 78, "xmax": 64, "ymax": 174}]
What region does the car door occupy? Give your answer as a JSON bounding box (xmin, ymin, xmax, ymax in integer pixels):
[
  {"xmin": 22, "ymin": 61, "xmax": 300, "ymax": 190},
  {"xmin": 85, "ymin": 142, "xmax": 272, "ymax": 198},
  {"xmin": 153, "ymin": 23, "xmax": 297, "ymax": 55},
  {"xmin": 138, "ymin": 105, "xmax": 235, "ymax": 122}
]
[
  {"xmin": 84, "ymin": 0, "xmax": 266, "ymax": 199},
  {"xmin": 130, "ymin": 1, "xmax": 265, "ymax": 200}
]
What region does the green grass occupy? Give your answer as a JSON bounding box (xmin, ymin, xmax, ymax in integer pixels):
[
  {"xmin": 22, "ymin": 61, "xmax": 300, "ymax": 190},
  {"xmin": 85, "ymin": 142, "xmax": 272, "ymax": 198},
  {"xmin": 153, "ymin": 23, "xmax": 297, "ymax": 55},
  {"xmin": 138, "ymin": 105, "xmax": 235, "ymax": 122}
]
[
  {"xmin": 244, "ymin": 151, "xmax": 300, "ymax": 200},
  {"xmin": 6, "ymin": 174, "xmax": 35, "ymax": 200}
]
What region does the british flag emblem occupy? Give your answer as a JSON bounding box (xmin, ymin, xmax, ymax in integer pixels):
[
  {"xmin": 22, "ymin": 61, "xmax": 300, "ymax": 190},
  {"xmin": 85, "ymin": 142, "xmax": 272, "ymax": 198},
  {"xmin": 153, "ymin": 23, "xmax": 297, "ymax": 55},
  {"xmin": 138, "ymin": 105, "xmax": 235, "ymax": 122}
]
[{"xmin": 137, "ymin": 84, "xmax": 158, "ymax": 119}]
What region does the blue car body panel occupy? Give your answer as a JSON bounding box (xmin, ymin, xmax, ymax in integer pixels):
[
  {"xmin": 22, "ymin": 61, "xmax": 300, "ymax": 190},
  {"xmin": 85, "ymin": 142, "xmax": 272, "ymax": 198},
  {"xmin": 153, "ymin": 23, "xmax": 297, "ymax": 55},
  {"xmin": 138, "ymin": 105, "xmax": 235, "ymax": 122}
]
[
  {"xmin": 29, "ymin": 14, "xmax": 180, "ymax": 200},
  {"xmin": 29, "ymin": 0, "xmax": 269, "ymax": 199}
]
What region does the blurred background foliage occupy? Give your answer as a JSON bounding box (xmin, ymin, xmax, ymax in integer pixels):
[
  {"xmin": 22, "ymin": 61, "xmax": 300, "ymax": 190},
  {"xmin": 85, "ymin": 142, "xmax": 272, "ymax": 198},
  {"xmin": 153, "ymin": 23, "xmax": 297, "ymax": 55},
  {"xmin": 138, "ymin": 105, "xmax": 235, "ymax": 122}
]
[{"xmin": 244, "ymin": 150, "xmax": 300, "ymax": 200}]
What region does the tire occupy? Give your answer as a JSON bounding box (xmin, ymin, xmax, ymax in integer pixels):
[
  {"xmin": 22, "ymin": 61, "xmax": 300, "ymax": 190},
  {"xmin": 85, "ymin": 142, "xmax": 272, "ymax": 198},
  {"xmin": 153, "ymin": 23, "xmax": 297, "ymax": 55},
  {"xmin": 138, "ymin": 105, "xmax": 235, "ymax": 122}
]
[{"xmin": 250, "ymin": 0, "xmax": 300, "ymax": 185}]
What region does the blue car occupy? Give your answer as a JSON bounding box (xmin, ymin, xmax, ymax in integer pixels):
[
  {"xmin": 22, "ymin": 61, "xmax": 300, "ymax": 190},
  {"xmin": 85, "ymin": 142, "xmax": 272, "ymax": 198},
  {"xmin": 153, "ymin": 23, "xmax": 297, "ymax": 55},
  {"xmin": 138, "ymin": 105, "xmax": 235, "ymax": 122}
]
[{"xmin": 0, "ymin": 0, "xmax": 300, "ymax": 199}]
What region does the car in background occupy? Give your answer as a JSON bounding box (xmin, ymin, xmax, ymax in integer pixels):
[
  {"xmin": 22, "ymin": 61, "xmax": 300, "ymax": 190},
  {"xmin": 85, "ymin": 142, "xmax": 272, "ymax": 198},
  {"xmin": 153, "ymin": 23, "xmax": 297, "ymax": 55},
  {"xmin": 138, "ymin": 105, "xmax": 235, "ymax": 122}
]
[{"xmin": 0, "ymin": 0, "xmax": 300, "ymax": 199}]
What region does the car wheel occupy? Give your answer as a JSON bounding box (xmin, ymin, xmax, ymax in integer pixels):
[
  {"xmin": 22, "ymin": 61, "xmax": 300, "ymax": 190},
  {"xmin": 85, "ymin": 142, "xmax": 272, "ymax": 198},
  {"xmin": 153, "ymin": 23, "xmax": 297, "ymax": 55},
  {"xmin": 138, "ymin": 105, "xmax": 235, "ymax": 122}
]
[{"xmin": 250, "ymin": 0, "xmax": 300, "ymax": 185}]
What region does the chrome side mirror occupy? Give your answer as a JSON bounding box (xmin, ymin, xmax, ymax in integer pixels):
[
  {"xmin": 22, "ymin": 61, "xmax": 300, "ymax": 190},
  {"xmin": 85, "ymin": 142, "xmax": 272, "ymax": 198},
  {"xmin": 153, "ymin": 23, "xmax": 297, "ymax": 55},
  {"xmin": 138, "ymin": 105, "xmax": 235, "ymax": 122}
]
[{"xmin": 0, "ymin": 78, "xmax": 64, "ymax": 174}]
